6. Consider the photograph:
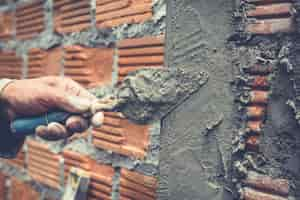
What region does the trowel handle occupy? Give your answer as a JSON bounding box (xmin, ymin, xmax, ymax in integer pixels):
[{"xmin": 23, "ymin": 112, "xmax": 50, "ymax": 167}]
[{"xmin": 10, "ymin": 111, "xmax": 72, "ymax": 138}]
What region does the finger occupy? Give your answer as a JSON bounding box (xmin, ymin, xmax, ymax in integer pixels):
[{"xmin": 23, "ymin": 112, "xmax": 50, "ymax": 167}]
[
  {"xmin": 47, "ymin": 122, "xmax": 70, "ymax": 140},
  {"xmin": 91, "ymin": 112, "xmax": 104, "ymax": 128},
  {"xmin": 65, "ymin": 115, "xmax": 89, "ymax": 133}
]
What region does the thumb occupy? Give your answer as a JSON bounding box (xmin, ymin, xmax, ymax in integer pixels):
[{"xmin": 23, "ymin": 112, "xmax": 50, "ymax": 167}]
[
  {"xmin": 58, "ymin": 95, "xmax": 92, "ymax": 113},
  {"xmin": 47, "ymin": 88, "xmax": 92, "ymax": 113}
]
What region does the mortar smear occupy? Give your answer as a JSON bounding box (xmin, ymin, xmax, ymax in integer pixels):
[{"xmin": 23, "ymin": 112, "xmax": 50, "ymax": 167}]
[{"xmin": 93, "ymin": 68, "xmax": 209, "ymax": 124}]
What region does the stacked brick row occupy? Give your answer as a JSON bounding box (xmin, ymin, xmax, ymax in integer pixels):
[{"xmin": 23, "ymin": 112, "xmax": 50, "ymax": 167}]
[
  {"xmin": 234, "ymin": 1, "xmax": 294, "ymax": 199},
  {"xmin": 0, "ymin": 139, "xmax": 157, "ymax": 199},
  {"xmin": 245, "ymin": 0, "xmax": 295, "ymax": 34}
]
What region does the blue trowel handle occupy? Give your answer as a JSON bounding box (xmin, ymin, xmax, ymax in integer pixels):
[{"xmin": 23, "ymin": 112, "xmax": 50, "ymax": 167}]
[{"xmin": 10, "ymin": 111, "xmax": 72, "ymax": 138}]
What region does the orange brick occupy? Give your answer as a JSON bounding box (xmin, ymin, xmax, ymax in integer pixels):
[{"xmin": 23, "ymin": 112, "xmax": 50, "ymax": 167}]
[
  {"xmin": 117, "ymin": 35, "xmax": 164, "ymax": 82},
  {"xmin": 240, "ymin": 187, "xmax": 288, "ymax": 200},
  {"xmin": 249, "ymin": 91, "xmax": 269, "ymax": 104},
  {"xmin": 246, "ymin": 106, "xmax": 266, "ymax": 119},
  {"xmin": 246, "ymin": 135, "xmax": 260, "ymax": 151},
  {"xmin": 87, "ymin": 160, "xmax": 114, "ymax": 200},
  {"xmin": 63, "ymin": 150, "xmax": 91, "ymax": 185},
  {"xmin": 246, "ymin": 0, "xmax": 291, "ymax": 4},
  {"xmin": 16, "ymin": 0, "xmax": 45, "ymax": 40},
  {"xmin": 246, "ymin": 3, "xmax": 293, "ymax": 17},
  {"xmin": 0, "ymin": 11, "xmax": 14, "ymax": 41},
  {"xmin": 243, "ymin": 171, "xmax": 289, "ymax": 196},
  {"xmin": 27, "ymin": 48, "xmax": 62, "ymax": 78},
  {"xmin": 63, "ymin": 46, "xmax": 113, "ymax": 88},
  {"xmin": 0, "ymin": 173, "xmax": 6, "ymax": 200},
  {"xmin": 246, "ymin": 17, "xmax": 295, "ymax": 34},
  {"xmin": 246, "ymin": 121, "xmax": 263, "ymax": 133},
  {"xmin": 10, "ymin": 177, "xmax": 40, "ymax": 200},
  {"xmin": 252, "ymin": 76, "xmax": 269, "ymax": 88},
  {"xmin": 93, "ymin": 112, "xmax": 149, "ymax": 159},
  {"xmin": 96, "ymin": 0, "xmax": 152, "ymax": 28},
  {"xmin": 26, "ymin": 140, "xmax": 62, "ymax": 190},
  {"xmin": 0, "ymin": 51, "xmax": 22, "ymax": 79},
  {"xmin": 119, "ymin": 169, "xmax": 157, "ymax": 200},
  {"xmin": 54, "ymin": 0, "xmax": 91, "ymax": 33}
]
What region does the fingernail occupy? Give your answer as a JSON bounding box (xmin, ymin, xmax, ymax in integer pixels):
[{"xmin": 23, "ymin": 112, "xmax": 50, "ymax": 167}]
[
  {"xmin": 91, "ymin": 112, "xmax": 104, "ymax": 127},
  {"xmin": 67, "ymin": 96, "xmax": 92, "ymax": 113}
]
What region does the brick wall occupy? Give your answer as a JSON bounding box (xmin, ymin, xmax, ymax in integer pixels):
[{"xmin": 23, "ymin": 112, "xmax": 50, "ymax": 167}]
[{"xmin": 0, "ymin": 0, "xmax": 165, "ymax": 199}]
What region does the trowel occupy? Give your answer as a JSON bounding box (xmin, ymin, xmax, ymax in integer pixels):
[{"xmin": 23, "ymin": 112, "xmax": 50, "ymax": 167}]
[{"xmin": 10, "ymin": 68, "xmax": 209, "ymax": 138}]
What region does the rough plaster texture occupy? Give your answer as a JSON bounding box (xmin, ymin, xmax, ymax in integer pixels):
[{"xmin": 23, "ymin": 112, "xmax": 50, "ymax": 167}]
[{"xmin": 159, "ymin": 0, "xmax": 235, "ymax": 199}]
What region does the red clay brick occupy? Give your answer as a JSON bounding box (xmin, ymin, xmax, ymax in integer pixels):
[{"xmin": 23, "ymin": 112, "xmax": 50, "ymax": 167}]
[
  {"xmin": 246, "ymin": 121, "xmax": 263, "ymax": 133},
  {"xmin": 249, "ymin": 90, "xmax": 269, "ymax": 104},
  {"xmin": 27, "ymin": 140, "xmax": 62, "ymax": 190},
  {"xmin": 117, "ymin": 35, "xmax": 164, "ymax": 82},
  {"xmin": 246, "ymin": 106, "xmax": 266, "ymax": 119},
  {"xmin": 0, "ymin": 51, "xmax": 22, "ymax": 79},
  {"xmin": 87, "ymin": 160, "xmax": 114, "ymax": 200},
  {"xmin": 240, "ymin": 187, "xmax": 288, "ymax": 200},
  {"xmin": 0, "ymin": 173, "xmax": 6, "ymax": 200},
  {"xmin": 246, "ymin": 0, "xmax": 292, "ymax": 4},
  {"xmin": 246, "ymin": 3, "xmax": 293, "ymax": 17},
  {"xmin": 246, "ymin": 17, "xmax": 295, "ymax": 34},
  {"xmin": 10, "ymin": 177, "xmax": 40, "ymax": 200},
  {"xmin": 96, "ymin": 0, "xmax": 152, "ymax": 28},
  {"xmin": 93, "ymin": 112, "xmax": 150, "ymax": 159},
  {"xmin": 252, "ymin": 76, "xmax": 270, "ymax": 88},
  {"xmin": 243, "ymin": 171, "xmax": 289, "ymax": 196},
  {"xmin": 27, "ymin": 48, "xmax": 62, "ymax": 78},
  {"xmin": 119, "ymin": 168, "xmax": 157, "ymax": 200},
  {"xmin": 0, "ymin": 11, "xmax": 14, "ymax": 41},
  {"xmin": 54, "ymin": 0, "xmax": 91, "ymax": 33},
  {"xmin": 16, "ymin": 0, "xmax": 45, "ymax": 40},
  {"xmin": 246, "ymin": 135, "xmax": 260, "ymax": 151},
  {"xmin": 63, "ymin": 46, "xmax": 113, "ymax": 88}
]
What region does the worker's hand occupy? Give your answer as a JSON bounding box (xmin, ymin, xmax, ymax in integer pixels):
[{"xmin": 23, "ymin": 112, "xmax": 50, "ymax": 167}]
[{"xmin": 1, "ymin": 76, "xmax": 104, "ymax": 140}]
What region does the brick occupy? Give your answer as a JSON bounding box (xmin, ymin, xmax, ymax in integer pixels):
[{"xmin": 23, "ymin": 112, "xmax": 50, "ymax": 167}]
[
  {"xmin": 27, "ymin": 140, "xmax": 62, "ymax": 190},
  {"xmin": 243, "ymin": 171, "xmax": 289, "ymax": 196},
  {"xmin": 0, "ymin": 51, "xmax": 22, "ymax": 79},
  {"xmin": 240, "ymin": 187, "xmax": 288, "ymax": 200},
  {"xmin": 54, "ymin": 0, "xmax": 91, "ymax": 33},
  {"xmin": 117, "ymin": 35, "xmax": 164, "ymax": 82},
  {"xmin": 16, "ymin": 0, "xmax": 45, "ymax": 40},
  {"xmin": 87, "ymin": 160, "xmax": 114, "ymax": 200},
  {"xmin": 10, "ymin": 177, "xmax": 40, "ymax": 200},
  {"xmin": 0, "ymin": 11, "xmax": 14, "ymax": 41},
  {"xmin": 62, "ymin": 150, "xmax": 91, "ymax": 185},
  {"xmin": 63, "ymin": 46, "xmax": 113, "ymax": 88},
  {"xmin": 252, "ymin": 76, "xmax": 270, "ymax": 88},
  {"xmin": 245, "ymin": 0, "xmax": 292, "ymax": 4},
  {"xmin": 119, "ymin": 168, "xmax": 157, "ymax": 200},
  {"xmin": 2, "ymin": 148, "xmax": 25, "ymax": 169},
  {"xmin": 248, "ymin": 90, "xmax": 269, "ymax": 104},
  {"xmin": 27, "ymin": 48, "xmax": 62, "ymax": 78},
  {"xmin": 246, "ymin": 106, "xmax": 266, "ymax": 119},
  {"xmin": 96, "ymin": 0, "xmax": 152, "ymax": 28},
  {"xmin": 246, "ymin": 3, "xmax": 293, "ymax": 17},
  {"xmin": 246, "ymin": 135, "xmax": 260, "ymax": 151},
  {"xmin": 246, "ymin": 121, "xmax": 263, "ymax": 133},
  {"xmin": 0, "ymin": 173, "xmax": 6, "ymax": 200},
  {"xmin": 246, "ymin": 17, "xmax": 295, "ymax": 34},
  {"xmin": 93, "ymin": 112, "xmax": 149, "ymax": 159}
]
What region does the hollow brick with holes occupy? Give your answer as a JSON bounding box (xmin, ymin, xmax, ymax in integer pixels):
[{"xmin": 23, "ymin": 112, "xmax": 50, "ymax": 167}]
[
  {"xmin": 0, "ymin": 11, "xmax": 14, "ymax": 41},
  {"xmin": 26, "ymin": 140, "xmax": 62, "ymax": 190},
  {"xmin": 63, "ymin": 45, "xmax": 113, "ymax": 88},
  {"xmin": 117, "ymin": 35, "xmax": 165, "ymax": 82},
  {"xmin": 0, "ymin": 51, "xmax": 22, "ymax": 79},
  {"xmin": 16, "ymin": 0, "xmax": 45, "ymax": 40},
  {"xmin": 10, "ymin": 177, "xmax": 40, "ymax": 200},
  {"xmin": 53, "ymin": 0, "xmax": 92, "ymax": 34},
  {"xmin": 92, "ymin": 112, "xmax": 150, "ymax": 159},
  {"xmin": 27, "ymin": 48, "xmax": 62, "ymax": 78}
]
